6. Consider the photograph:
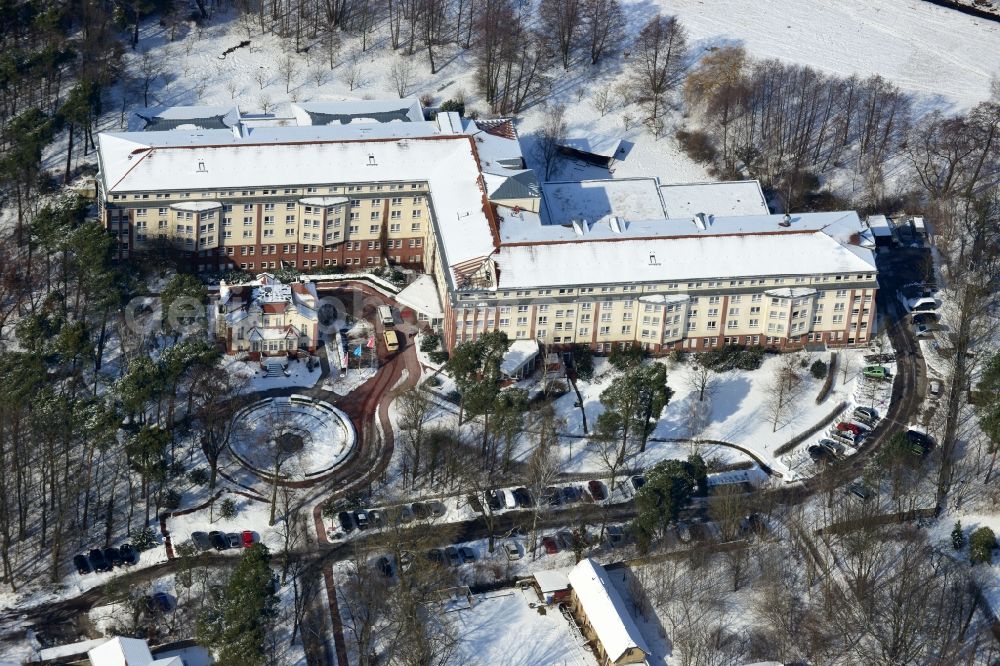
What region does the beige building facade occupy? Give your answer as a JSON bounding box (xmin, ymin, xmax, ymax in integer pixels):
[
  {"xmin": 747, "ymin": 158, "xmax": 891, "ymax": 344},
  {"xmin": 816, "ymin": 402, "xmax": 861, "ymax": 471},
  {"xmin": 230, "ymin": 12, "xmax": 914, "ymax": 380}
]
[{"xmin": 97, "ymin": 102, "xmax": 878, "ymax": 357}]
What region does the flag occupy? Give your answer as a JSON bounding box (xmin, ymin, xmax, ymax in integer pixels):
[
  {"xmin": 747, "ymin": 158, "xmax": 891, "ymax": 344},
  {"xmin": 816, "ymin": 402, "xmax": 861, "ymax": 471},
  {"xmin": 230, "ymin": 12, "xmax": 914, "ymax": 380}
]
[
  {"xmin": 366, "ymin": 335, "xmax": 376, "ymax": 349},
  {"xmin": 341, "ymin": 353, "xmax": 349, "ymax": 368},
  {"xmin": 353, "ymin": 345, "xmax": 363, "ymax": 357}
]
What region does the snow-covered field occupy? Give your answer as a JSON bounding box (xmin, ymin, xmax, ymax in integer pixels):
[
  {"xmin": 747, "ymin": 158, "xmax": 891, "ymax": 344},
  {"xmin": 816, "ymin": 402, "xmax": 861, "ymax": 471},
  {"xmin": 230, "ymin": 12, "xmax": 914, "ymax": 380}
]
[{"xmin": 448, "ymin": 587, "xmax": 597, "ymax": 666}]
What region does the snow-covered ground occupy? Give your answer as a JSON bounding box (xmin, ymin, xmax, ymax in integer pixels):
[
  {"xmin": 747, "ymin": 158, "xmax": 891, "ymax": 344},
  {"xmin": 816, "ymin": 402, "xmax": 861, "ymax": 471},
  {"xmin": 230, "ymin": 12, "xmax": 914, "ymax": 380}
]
[
  {"xmin": 223, "ymin": 355, "xmax": 323, "ymax": 391},
  {"xmin": 448, "ymin": 587, "xmax": 597, "ymax": 666},
  {"xmin": 547, "ymin": 350, "xmax": 871, "ymax": 478}
]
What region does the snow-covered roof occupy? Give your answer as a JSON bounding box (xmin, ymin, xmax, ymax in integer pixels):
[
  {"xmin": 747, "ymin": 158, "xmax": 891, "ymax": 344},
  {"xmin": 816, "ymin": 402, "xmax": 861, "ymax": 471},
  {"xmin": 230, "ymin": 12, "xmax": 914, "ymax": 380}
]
[
  {"xmin": 222, "ymin": 274, "xmax": 319, "ymax": 323},
  {"xmin": 97, "ymin": 131, "xmax": 497, "ymax": 287},
  {"xmin": 150, "ymin": 658, "xmax": 184, "ymax": 666},
  {"xmin": 541, "ymin": 178, "xmax": 666, "ymax": 227},
  {"xmin": 290, "ymin": 99, "xmax": 423, "ymax": 126},
  {"xmin": 484, "ymin": 169, "xmax": 540, "ymax": 201},
  {"xmin": 299, "ymin": 196, "xmax": 350, "ymax": 207},
  {"xmin": 466, "ymin": 118, "xmax": 525, "ymax": 173},
  {"xmin": 495, "ymin": 215, "xmax": 876, "ymax": 289},
  {"xmin": 567, "ymin": 559, "xmax": 650, "ymax": 662},
  {"xmin": 867, "ymin": 214, "xmax": 894, "ymax": 236},
  {"xmin": 501, "ymin": 339, "xmax": 539, "ymax": 376},
  {"xmin": 533, "ymin": 569, "xmax": 570, "ymax": 593},
  {"xmin": 128, "ymin": 105, "xmax": 240, "ymax": 132},
  {"xmin": 660, "ymin": 180, "xmax": 769, "ymax": 218},
  {"xmin": 395, "ymin": 274, "xmax": 444, "ymax": 318},
  {"xmin": 170, "ymin": 200, "xmax": 222, "ymax": 212},
  {"xmin": 707, "ymin": 466, "xmax": 768, "ymax": 487},
  {"xmin": 88, "ymin": 637, "xmax": 154, "ymax": 666},
  {"xmin": 558, "ymin": 136, "xmax": 623, "ymax": 159}
]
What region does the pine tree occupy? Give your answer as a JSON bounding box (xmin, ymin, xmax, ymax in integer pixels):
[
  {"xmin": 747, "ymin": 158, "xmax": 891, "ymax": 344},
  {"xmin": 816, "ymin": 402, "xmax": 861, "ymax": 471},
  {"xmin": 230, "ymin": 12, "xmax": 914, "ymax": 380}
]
[
  {"xmin": 952, "ymin": 520, "xmax": 965, "ymax": 550},
  {"xmin": 197, "ymin": 544, "xmax": 278, "ymax": 665}
]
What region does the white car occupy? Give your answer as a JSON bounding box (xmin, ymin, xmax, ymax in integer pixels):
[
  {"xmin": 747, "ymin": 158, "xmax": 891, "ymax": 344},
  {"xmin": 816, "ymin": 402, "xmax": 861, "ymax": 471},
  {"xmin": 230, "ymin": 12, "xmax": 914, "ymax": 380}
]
[
  {"xmin": 503, "ymin": 541, "xmax": 522, "ymax": 560},
  {"xmin": 501, "ymin": 489, "xmax": 517, "ymax": 510}
]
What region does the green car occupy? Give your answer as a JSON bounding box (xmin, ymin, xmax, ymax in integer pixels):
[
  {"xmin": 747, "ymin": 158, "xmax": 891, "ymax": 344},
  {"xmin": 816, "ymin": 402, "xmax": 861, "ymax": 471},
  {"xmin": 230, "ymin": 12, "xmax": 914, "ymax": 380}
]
[{"xmin": 862, "ymin": 365, "xmax": 889, "ymax": 379}]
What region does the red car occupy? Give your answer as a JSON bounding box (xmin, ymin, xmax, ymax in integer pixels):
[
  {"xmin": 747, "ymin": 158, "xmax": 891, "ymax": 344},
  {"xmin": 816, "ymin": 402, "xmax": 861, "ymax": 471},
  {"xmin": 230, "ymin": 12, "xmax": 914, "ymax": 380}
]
[
  {"xmin": 541, "ymin": 536, "xmax": 559, "ymax": 554},
  {"xmin": 588, "ymin": 480, "xmax": 607, "ymax": 501},
  {"xmin": 241, "ymin": 531, "xmax": 255, "ymax": 548},
  {"xmin": 836, "ymin": 422, "xmax": 861, "ymax": 436}
]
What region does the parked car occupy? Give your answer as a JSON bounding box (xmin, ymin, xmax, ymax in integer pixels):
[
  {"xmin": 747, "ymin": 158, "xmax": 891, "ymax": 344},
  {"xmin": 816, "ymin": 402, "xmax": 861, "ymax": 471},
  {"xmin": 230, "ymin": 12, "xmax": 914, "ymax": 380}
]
[
  {"xmin": 399, "ymin": 551, "xmax": 414, "ymax": 572},
  {"xmin": 459, "ymin": 546, "xmax": 477, "ymax": 563},
  {"xmin": 376, "ymin": 556, "xmax": 393, "ymax": 578},
  {"xmin": 118, "ymin": 543, "xmax": 139, "ymax": 565},
  {"xmin": 541, "ymin": 536, "xmax": 559, "ymax": 554},
  {"xmin": 209, "ymin": 531, "xmax": 229, "ymax": 551},
  {"xmin": 73, "ymin": 554, "xmax": 92, "ymax": 575},
  {"xmin": 242, "ymin": 531, "xmax": 255, "ymax": 548},
  {"xmin": 836, "ymin": 422, "xmax": 862, "ymax": 436},
  {"xmin": 467, "ymin": 494, "xmax": 485, "ymax": 514},
  {"xmin": 847, "ymin": 481, "xmax": 874, "ymax": 501},
  {"xmin": 89, "ymin": 548, "xmax": 110, "ymax": 572},
  {"xmin": 915, "ymin": 324, "xmax": 932, "ymax": 337},
  {"xmin": 854, "ymin": 406, "xmax": 879, "ymax": 422},
  {"xmin": 863, "ymin": 365, "xmax": 889, "ymax": 379},
  {"xmin": 191, "ymin": 531, "xmax": 211, "ymax": 552},
  {"xmin": 411, "ymin": 502, "xmax": 430, "ymax": 520},
  {"xmin": 144, "ymin": 592, "xmax": 172, "ymax": 615},
  {"xmin": 427, "ymin": 548, "xmax": 444, "ymax": 565},
  {"xmin": 819, "ymin": 439, "xmax": 844, "ymax": 457},
  {"xmin": 912, "ymin": 313, "xmax": 938, "ymax": 326},
  {"xmin": 929, "ymin": 379, "xmax": 943, "ymax": 397},
  {"xmin": 542, "ymin": 487, "xmax": 561, "ymax": 506},
  {"xmin": 808, "ymin": 445, "xmax": 833, "ymax": 464},
  {"xmin": 512, "ymin": 488, "xmax": 534, "ymax": 508},
  {"xmin": 739, "ymin": 513, "xmax": 766, "ymax": 535},
  {"xmin": 907, "ymin": 430, "xmax": 935, "ymax": 455},
  {"xmin": 605, "ymin": 526, "xmax": 625, "ymax": 546},
  {"xmin": 484, "ymin": 491, "xmax": 503, "ymax": 511},
  {"xmin": 630, "ymin": 475, "xmax": 646, "ymax": 491},
  {"xmin": 444, "ymin": 546, "xmax": 461, "ymax": 567},
  {"xmin": 428, "ymin": 501, "xmax": 447, "ymax": 518},
  {"xmin": 556, "ymin": 531, "xmax": 575, "ymax": 551},
  {"xmin": 369, "ymin": 510, "xmax": 386, "ymax": 529},
  {"xmin": 503, "ymin": 541, "xmax": 522, "ymax": 561},
  {"xmin": 226, "ymin": 533, "xmax": 241, "ymax": 548},
  {"xmin": 500, "ymin": 489, "xmax": 517, "ymax": 510},
  {"xmin": 562, "ymin": 486, "xmax": 583, "ymax": 504},
  {"xmin": 353, "ymin": 509, "xmax": 370, "ymax": 530},
  {"xmin": 104, "ymin": 547, "xmax": 123, "ymax": 568},
  {"xmin": 388, "ymin": 505, "xmax": 414, "ymax": 524},
  {"xmin": 338, "ymin": 511, "xmax": 355, "ymax": 533},
  {"xmin": 588, "ymin": 480, "xmax": 607, "ymax": 501}
]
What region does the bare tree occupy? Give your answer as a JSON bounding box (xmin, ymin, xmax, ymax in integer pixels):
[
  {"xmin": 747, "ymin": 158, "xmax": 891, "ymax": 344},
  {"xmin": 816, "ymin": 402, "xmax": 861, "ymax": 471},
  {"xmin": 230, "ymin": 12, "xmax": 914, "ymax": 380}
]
[
  {"xmin": 766, "ymin": 355, "xmax": 803, "ymax": 432},
  {"xmin": 536, "ymin": 104, "xmax": 567, "ymax": 180},
  {"xmin": 581, "ymin": 0, "xmax": 624, "ymax": 65},
  {"xmin": 309, "ymin": 67, "xmax": 328, "ymax": 87},
  {"xmin": 631, "ymin": 14, "xmax": 688, "ymax": 129},
  {"xmin": 591, "ymin": 86, "xmax": 612, "ymax": 117},
  {"xmin": 225, "ymin": 79, "xmax": 241, "ymax": 99},
  {"xmin": 257, "ymin": 93, "xmax": 273, "ymax": 114},
  {"xmin": 279, "ymin": 53, "xmax": 299, "ymax": 93},
  {"xmin": 253, "ymin": 66, "xmax": 269, "ymax": 90},
  {"xmin": 345, "ymin": 59, "xmax": 364, "ymax": 91},
  {"xmin": 397, "ymin": 386, "xmax": 434, "ymax": 488},
  {"xmin": 539, "ymin": 0, "xmax": 582, "ymax": 69},
  {"xmin": 389, "ymin": 56, "xmax": 414, "ymax": 98},
  {"xmin": 139, "ymin": 51, "xmax": 160, "ymax": 106}
]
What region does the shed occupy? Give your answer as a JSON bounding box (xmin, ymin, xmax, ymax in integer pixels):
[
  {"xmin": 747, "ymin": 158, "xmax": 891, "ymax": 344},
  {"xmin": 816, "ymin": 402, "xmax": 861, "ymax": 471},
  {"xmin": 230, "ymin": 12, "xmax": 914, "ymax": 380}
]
[
  {"xmin": 866, "ymin": 214, "xmax": 894, "ymax": 246},
  {"xmin": 532, "ymin": 569, "xmax": 571, "ymax": 604},
  {"xmin": 557, "ymin": 136, "xmax": 624, "ymax": 168}
]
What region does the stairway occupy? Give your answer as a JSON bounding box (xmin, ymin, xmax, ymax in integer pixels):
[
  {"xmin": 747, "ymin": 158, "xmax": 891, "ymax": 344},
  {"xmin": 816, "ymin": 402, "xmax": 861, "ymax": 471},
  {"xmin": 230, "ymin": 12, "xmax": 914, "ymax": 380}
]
[{"xmin": 264, "ymin": 361, "xmax": 285, "ymax": 378}]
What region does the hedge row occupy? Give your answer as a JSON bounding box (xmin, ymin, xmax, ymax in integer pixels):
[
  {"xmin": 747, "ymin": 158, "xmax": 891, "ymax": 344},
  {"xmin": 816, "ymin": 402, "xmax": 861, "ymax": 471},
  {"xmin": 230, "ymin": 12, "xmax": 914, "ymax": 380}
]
[
  {"xmin": 774, "ymin": 400, "xmax": 848, "ymax": 456},
  {"xmin": 814, "ymin": 351, "xmax": 839, "ymax": 404}
]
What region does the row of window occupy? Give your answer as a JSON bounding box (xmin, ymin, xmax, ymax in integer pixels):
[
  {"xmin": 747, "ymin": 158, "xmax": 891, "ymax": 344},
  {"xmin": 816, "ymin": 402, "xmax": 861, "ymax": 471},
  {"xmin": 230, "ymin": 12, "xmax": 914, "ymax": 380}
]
[{"xmin": 110, "ymin": 183, "xmax": 426, "ymax": 201}]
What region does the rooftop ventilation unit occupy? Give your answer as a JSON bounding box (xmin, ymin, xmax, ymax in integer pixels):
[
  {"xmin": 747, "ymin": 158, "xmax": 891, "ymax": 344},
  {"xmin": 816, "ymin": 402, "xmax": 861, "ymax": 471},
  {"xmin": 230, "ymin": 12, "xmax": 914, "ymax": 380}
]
[
  {"xmin": 779, "ymin": 213, "xmax": 792, "ymax": 227},
  {"xmin": 197, "ymin": 160, "xmax": 207, "ymax": 173},
  {"xmin": 367, "ymin": 154, "xmax": 377, "ymax": 166}
]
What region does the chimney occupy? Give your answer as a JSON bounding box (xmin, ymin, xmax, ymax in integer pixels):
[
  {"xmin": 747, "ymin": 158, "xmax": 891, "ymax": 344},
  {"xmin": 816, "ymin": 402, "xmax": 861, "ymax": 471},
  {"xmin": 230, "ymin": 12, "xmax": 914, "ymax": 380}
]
[
  {"xmin": 779, "ymin": 213, "xmax": 792, "ymax": 227},
  {"xmin": 197, "ymin": 159, "xmax": 207, "ymax": 173}
]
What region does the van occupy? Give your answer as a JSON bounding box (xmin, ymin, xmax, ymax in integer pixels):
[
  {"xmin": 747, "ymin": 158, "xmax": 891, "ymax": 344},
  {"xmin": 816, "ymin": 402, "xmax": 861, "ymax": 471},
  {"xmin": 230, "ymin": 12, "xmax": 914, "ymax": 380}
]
[
  {"xmin": 929, "ymin": 379, "xmax": 942, "ymax": 397},
  {"xmin": 383, "ymin": 329, "xmax": 400, "ymax": 352},
  {"xmin": 377, "ymin": 305, "xmax": 394, "ymax": 326},
  {"xmin": 862, "ymin": 365, "xmax": 888, "ymax": 379}
]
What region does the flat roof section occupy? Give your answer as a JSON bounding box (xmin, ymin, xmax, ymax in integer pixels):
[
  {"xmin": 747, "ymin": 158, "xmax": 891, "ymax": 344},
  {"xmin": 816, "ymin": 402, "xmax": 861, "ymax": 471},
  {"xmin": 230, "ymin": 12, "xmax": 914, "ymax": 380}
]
[
  {"xmin": 660, "ymin": 180, "xmax": 769, "ymax": 218},
  {"xmin": 541, "ymin": 178, "xmax": 666, "ymax": 227}
]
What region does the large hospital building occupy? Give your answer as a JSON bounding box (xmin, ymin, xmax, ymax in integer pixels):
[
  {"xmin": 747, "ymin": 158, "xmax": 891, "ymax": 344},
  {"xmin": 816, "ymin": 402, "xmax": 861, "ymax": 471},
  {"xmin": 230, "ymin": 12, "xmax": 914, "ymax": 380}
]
[{"xmin": 96, "ymin": 100, "xmax": 878, "ymax": 354}]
